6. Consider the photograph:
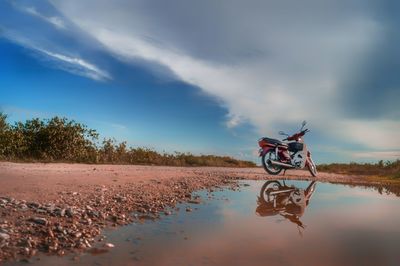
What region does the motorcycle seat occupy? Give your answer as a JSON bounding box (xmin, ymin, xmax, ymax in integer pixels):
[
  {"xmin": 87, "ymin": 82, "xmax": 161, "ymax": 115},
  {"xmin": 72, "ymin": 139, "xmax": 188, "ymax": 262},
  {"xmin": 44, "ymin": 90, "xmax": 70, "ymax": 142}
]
[{"xmin": 262, "ymin": 137, "xmax": 288, "ymax": 146}]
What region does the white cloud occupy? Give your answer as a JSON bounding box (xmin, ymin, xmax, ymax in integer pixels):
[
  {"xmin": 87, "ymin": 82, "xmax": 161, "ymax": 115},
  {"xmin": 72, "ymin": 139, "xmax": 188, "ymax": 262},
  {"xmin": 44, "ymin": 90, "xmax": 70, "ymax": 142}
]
[
  {"xmin": 337, "ymin": 120, "xmax": 400, "ymax": 150},
  {"xmin": 36, "ymin": 48, "xmax": 111, "ymax": 81},
  {"xmin": 51, "ymin": 1, "xmax": 398, "ymax": 154},
  {"xmin": 24, "ymin": 6, "xmax": 66, "ymax": 29},
  {"xmin": 3, "ymin": 32, "xmax": 110, "ymax": 81},
  {"xmin": 226, "ymin": 113, "xmax": 244, "ymax": 128}
]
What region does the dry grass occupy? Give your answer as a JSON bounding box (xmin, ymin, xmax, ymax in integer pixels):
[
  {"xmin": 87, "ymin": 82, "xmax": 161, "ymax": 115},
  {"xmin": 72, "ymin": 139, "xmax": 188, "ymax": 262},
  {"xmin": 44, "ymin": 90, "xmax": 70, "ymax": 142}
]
[{"xmin": 318, "ymin": 160, "xmax": 400, "ymax": 180}]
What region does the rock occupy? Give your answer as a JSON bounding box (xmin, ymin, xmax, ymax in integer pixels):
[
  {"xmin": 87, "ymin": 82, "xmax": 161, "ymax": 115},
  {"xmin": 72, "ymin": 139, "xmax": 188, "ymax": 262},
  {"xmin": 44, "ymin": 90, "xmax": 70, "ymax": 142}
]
[
  {"xmin": 66, "ymin": 208, "xmax": 75, "ymax": 217},
  {"xmin": 188, "ymin": 198, "xmax": 201, "ymax": 204},
  {"xmin": 59, "ymin": 208, "xmax": 66, "ymax": 217},
  {"xmin": 28, "ymin": 202, "xmax": 41, "ymax": 208},
  {"xmin": 185, "ymin": 207, "xmax": 192, "ymax": 212},
  {"xmin": 19, "ymin": 203, "xmax": 29, "ymax": 210},
  {"xmin": 104, "ymin": 243, "xmax": 115, "ymax": 248},
  {"xmin": 45, "ymin": 204, "xmax": 56, "ymax": 213},
  {"xmin": 0, "ymin": 232, "xmax": 10, "ymax": 241},
  {"xmin": 48, "ymin": 229, "xmax": 55, "ymax": 238},
  {"xmin": 84, "ymin": 239, "xmax": 91, "ymax": 248},
  {"xmin": 0, "ymin": 199, "xmax": 8, "ymax": 204},
  {"xmin": 30, "ymin": 217, "xmax": 48, "ymax": 225},
  {"xmin": 89, "ymin": 210, "xmax": 99, "ymax": 218},
  {"xmin": 24, "ymin": 247, "xmax": 30, "ymax": 255},
  {"xmin": 4, "ymin": 197, "xmax": 14, "ymax": 203}
]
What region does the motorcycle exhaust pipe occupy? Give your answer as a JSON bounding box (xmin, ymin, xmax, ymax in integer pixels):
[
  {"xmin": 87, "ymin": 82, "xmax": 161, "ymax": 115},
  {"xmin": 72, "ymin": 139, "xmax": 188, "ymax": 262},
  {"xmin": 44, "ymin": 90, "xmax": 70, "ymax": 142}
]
[{"xmin": 269, "ymin": 160, "xmax": 295, "ymax": 169}]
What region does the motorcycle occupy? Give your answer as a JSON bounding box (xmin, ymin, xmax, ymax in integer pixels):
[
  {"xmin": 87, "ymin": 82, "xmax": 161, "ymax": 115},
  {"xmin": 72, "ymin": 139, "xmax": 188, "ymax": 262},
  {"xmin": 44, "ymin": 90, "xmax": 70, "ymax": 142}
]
[
  {"xmin": 258, "ymin": 121, "xmax": 317, "ymax": 177},
  {"xmin": 256, "ymin": 180, "xmax": 317, "ymax": 233}
]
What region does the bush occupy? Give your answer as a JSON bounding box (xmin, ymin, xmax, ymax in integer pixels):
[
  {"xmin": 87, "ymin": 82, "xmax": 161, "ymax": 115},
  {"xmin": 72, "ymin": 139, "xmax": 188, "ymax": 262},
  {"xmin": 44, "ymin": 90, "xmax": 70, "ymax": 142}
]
[
  {"xmin": 318, "ymin": 160, "xmax": 400, "ymax": 178},
  {"xmin": 0, "ymin": 112, "xmax": 256, "ymax": 167}
]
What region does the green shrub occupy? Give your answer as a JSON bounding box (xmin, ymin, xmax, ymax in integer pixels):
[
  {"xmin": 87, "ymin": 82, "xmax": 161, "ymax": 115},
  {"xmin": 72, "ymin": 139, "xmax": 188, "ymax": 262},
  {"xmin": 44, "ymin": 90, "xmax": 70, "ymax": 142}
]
[{"xmin": 0, "ymin": 112, "xmax": 256, "ymax": 167}]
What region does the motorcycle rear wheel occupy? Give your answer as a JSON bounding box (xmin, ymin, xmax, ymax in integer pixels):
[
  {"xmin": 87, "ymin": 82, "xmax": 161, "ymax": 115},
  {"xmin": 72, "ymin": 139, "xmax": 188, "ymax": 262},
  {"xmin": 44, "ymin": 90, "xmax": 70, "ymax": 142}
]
[
  {"xmin": 260, "ymin": 180, "xmax": 282, "ymax": 202},
  {"xmin": 262, "ymin": 150, "xmax": 283, "ymax": 175}
]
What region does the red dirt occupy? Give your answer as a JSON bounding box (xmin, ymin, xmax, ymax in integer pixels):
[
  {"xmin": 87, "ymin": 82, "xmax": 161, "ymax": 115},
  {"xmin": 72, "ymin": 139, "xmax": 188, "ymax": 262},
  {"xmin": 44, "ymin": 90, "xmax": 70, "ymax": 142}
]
[
  {"xmin": 0, "ymin": 162, "xmax": 364, "ymax": 202},
  {"xmin": 0, "ymin": 162, "xmax": 387, "ymax": 262}
]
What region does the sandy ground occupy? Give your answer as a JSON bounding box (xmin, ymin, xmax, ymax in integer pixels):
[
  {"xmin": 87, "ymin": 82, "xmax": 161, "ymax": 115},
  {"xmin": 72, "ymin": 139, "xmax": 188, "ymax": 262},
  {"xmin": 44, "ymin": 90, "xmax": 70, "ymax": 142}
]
[
  {"xmin": 0, "ymin": 162, "xmax": 365, "ymax": 202},
  {"xmin": 0, "ymin": 162, "xmax": 387, "ymax": 262}
]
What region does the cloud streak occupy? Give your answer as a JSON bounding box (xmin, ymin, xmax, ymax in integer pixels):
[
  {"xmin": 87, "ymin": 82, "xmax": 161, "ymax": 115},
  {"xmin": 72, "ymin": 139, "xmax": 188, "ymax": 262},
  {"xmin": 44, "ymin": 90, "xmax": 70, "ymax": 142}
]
[
  {"xmin": 36, "ymin": 47, "xmax": 111, "ymax": 81},
  {"xmin": 2, "ymin": 31, "xmax": 110, "ymax": 81},
  {"xmin": 23, "ymin": 6, "xmax": 66, "ymax": 29}
]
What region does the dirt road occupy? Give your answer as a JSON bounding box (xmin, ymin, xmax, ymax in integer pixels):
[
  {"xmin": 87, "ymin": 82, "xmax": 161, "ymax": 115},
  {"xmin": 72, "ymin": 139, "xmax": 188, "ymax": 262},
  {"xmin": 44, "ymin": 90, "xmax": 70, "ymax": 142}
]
[
  {"xmin": 0, "ymin": 162, "xmax": 389, "ymax": 262},
  {"xmin": 0, "ymin": 162, "xmax": 367, "ymax": 202}
]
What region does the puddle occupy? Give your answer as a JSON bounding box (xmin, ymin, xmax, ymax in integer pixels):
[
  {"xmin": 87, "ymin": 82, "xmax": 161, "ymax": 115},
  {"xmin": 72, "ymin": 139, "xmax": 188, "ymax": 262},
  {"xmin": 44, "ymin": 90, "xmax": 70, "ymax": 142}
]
[{"xmin": 12, "ymin": 180, "xmax": 400, "ymax": 265}]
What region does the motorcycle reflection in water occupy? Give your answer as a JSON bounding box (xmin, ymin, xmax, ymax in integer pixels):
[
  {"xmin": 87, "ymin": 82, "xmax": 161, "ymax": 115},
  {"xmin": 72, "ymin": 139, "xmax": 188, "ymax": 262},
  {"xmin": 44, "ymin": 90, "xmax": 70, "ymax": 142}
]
[{"xmin": 256, "ymin": 180, "xmax": 317, "ymax": 235}]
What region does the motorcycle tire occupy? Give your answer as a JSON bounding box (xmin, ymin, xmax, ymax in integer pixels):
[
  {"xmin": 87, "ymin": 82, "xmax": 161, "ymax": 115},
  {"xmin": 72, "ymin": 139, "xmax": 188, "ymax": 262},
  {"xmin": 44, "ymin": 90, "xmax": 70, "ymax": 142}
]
[
  {"xmin": 259, "ymin": 180, "xmax": 282, "ymax": 203},
  {"xmin": 307, "ymin": 157, "xmax": 317, "ymax": 177},
  {"xmin": 262, "ymin": 150, "xmax": 283, "ymax": 175}
]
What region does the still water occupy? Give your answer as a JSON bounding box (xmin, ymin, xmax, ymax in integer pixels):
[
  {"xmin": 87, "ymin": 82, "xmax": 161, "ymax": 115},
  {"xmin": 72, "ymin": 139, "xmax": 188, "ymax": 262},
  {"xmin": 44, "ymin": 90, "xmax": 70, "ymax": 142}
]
[{"xmin": 26, "ymin": 180, "xmax": 400, "ymax": 265}]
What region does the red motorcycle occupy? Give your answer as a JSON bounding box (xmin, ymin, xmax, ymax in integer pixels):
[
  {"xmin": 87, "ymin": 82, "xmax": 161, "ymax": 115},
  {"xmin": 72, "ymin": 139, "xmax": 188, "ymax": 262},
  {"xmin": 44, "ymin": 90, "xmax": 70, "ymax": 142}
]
[
  {"xmin": 256, "ymin": 180, "xmax": 317, "ymax": 233},
  {"xmin": 258, "ymin": 121, "xmax": 317, "ymax": 176}
]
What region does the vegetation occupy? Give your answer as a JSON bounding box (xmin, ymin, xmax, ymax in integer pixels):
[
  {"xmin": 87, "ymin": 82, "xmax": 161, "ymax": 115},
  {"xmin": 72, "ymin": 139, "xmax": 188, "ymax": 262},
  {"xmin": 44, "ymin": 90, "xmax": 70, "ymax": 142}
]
[
  {"xmin": 0, "ymin": 112, "xmax": 256, "ymax": 167},
  {"xmin": 318, "ymin": 160, "xmax": 400, "ymax": 179}
]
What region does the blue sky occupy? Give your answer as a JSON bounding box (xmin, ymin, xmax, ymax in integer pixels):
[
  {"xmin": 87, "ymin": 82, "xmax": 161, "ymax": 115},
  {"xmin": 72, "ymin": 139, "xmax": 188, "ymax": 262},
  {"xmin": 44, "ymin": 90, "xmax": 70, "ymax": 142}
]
[{"xmin": 0, "ymin": 0, "xmax": 399, "ymax": 163}]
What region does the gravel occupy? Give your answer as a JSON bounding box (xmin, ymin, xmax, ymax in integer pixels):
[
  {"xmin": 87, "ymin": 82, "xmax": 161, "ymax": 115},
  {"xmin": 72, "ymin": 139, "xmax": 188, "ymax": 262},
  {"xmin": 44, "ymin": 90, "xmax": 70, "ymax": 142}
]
[{"xmin": 0, "ymin": 173, "xmax": 242, "ymax": 262}]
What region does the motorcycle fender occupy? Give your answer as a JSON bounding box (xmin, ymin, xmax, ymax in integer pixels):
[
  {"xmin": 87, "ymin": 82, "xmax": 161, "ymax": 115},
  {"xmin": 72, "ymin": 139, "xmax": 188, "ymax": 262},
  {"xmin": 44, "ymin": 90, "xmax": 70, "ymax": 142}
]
[
  {"xmin": 305, "ymin": 152, "xmax": 313, "ymax": 166},
  {"xmin": 259, "ymin": 147, "xmax": 273, "ymax": 157}
]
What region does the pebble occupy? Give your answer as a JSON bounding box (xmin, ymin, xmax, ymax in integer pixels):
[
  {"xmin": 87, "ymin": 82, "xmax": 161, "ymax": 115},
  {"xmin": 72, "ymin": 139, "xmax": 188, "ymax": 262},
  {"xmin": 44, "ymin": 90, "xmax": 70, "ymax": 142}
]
[
  {"xmin": 19, "ymin": 203, "xmax": 29, "ymax": 211},
  {"xmin": 59, "ymin": 208, "xmax": 66, "ymax": 217},
  {"xmin": 66, "ymin": 208, "xmax": 75, "ymax": 217},
  {"xmin": 30, "ymin": 217, "xmax": 48, "ymax": 225},
  {"xmin": 0, "ymin": 232, "xmax": 10, "ymax": 241},
  {"xmin": 0, "ymin": 172, "xmax": 240, "ymax": 262},
  {"xmin": 28, "ymin": 202, "xmax": 41, "ymax": 208},
  {"xmin": 104, "ymin": 243, "xmax": 115, "ymax": 248},
  {"xmin": 188, "ymin": 198, "xmax": 201, "ymax": 204}
]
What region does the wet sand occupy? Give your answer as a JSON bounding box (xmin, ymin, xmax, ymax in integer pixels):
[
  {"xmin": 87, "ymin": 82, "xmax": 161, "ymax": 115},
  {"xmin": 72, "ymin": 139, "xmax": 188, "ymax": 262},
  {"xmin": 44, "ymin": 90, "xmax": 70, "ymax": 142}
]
[{"xmin": 0, "ymin": 162, "xmax": 393, "ymax": 262}]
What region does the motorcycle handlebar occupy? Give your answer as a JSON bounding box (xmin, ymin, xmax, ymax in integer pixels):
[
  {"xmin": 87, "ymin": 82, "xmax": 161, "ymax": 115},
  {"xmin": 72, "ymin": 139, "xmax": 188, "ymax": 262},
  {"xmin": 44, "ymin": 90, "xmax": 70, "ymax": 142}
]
[{"xmin": 285, "ymin": 129, "xmax": 310, "ymax": 141}]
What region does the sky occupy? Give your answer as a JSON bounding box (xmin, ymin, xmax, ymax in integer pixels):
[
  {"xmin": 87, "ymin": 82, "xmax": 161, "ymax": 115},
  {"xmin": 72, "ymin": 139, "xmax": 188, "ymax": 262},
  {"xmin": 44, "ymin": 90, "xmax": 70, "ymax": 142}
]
[{"xmin": 0, "ymin": 0, "xmax": 399, "ymax": 164}]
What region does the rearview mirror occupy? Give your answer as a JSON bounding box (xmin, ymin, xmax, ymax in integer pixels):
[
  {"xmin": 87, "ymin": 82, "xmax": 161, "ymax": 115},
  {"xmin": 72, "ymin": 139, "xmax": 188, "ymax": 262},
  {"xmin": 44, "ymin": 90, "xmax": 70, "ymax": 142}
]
[{"xmin": 300, "ymin": 120, "xmax": 307, "ymax": 130}]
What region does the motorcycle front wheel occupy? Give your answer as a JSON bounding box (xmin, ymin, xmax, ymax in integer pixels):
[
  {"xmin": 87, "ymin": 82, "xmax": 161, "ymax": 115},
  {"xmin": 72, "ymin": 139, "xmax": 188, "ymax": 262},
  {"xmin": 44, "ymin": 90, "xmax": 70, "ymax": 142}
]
[
  {"xmin": 262, "ymin": 150, "xmax": 283, "ymax": 175},
  {"xmin": 307, "ymin": 157, "xmax": 317, "ymax": 177}
]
